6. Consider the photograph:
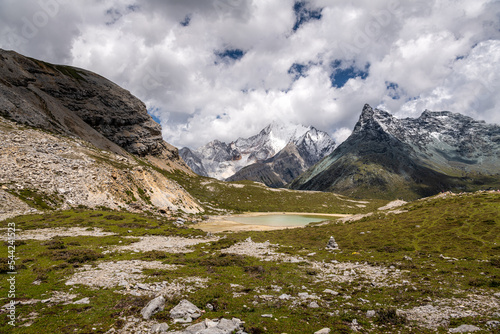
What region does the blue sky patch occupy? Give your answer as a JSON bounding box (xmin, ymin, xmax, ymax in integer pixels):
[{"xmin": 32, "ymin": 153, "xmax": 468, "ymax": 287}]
[
  {"xmin": 181, "ymin": 14, "xmax": 191, "ymax": 27},
  {"xmin": 147, "ymin": 107, "xmax": 162, "ymax": 124},
  {"xmin": 288, "ymin": 63, "xmax": 308, "ymax": 81},
  {"xmin": 386, "ymin": 81, "xmax": 401, "ymax": 100},
  {"xmin": 214, "ymin": 48, "xmax": 245, "ymax": 64},
  {"xmin": 330, "ymin": 61, "xmax": 370, "ymax": 88},
  {"xmin": 293, "ymin": 1, "xmax": 322, "ymax": 32},
  {"xmin": 105, "ymin": 9, "xmax": 122, "ymax": 26},
  {"xmin": 127, "ymin": 5, "xmax": 139, "ymax": 12},
  {"xmin": 216, "ymin": 113, "xmax": 228, "ymax": 120},
  {"xmin": 105, "ymin": 5, "xmax": 140, "ymax": 25}
]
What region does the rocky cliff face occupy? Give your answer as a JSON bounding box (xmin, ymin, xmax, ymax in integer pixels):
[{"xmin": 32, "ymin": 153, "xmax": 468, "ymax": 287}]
[
  {"xmin": 290, "ymin": 104, "xmax": 500, "ymax": 199},
  {"xmin": 226, "ymin": 142, "xmax": 309, "ymax": 187},
  {"xmin": 181, "ymin": 122, "xmax": 336, "ymax": 186},
  {"xmin": 0, "ymin": 49, "xmax": 189, "ymax": 172},
  {"xmin": 178, "ymin": 147, "xmax": 208, "ymax": 176},
  {"xmin": 0, "ymin": 49, "xmax": 201, "ymax": 215}
]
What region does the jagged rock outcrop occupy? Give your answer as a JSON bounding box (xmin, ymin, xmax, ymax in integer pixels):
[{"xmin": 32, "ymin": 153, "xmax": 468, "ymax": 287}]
[
  {"xmin": 0, "ymin": 49, "xmax": 190, "ymax": 172},
  {"xmin": 290, "ymin": 104, "xmax": 500, "ymax": 200},
  {"xmin": 181, "ymin": 122, "xmax": 336, "ymax": 186}
]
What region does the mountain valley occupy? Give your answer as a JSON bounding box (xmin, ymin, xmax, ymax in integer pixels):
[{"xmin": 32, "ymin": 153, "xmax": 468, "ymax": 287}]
[{"xmin": 0, "ymin": 50, "xmax": 498, "ymax": 334}]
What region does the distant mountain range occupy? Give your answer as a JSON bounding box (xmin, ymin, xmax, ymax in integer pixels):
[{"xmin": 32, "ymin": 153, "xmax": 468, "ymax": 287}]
[
  {"xmin": 290, "ymin": 104, "xmax": 500, "ymax": 200},
  {"xmin": 180, "ymin": 122, "xmax": 336, "ymax": 187}
]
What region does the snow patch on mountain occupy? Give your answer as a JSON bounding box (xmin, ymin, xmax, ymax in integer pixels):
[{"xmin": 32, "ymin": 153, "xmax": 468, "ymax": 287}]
[{"xmin": 180, "ymin": 122, "xmax": 336, "ymax": 181}]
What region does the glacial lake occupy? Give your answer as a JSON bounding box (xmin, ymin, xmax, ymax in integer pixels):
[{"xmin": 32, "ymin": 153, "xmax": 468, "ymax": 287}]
[{"xmin": 226, "ymin": 214, "xmax": 334, "ymax": 227}]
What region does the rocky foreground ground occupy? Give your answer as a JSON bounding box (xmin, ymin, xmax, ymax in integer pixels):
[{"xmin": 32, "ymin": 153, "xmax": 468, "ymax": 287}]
[
  {"xmin": 1, "ymin": 193, "xmax": 499, "ymax": 333},
  {"xmin": 0, "ymin": 116, "xmax": 201, "ymax": 216}
]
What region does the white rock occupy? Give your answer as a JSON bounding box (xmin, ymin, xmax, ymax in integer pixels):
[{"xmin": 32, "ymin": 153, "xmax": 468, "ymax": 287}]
[
  {"xmin": 205, "ymin": 319, "xmax": 219, "ymax": 328},
  {"xmin": 448, "ymin": 324, "xmax": 482, "ymax": 333},
  {"xmin": 486, "ymin": 321, "xmax": 500, "ymax": 328},
  {"xmin": 141, "ymin": 295, "xmax": 165, "ymax": 320},
  {"xmin": 150, "ymin": 323, "xmax": 169, "ymax": 333},
  {"xmin": 309, "ymin": 301, "xmax": 320, "ymax": 308},
  {"xmin": 314, "ymin": 328, "xmax": 331, "ymax": 334},
  {"xmin": 366, "ymin": 310, "xmax": 376, "ymax": 318},
  {"xmin": 73, "ymin": 297, "xmax": 90, "ymax": 305},
  {"xmin": 170, "ymin": 299, "xmax": 202, "ymax": 323}
]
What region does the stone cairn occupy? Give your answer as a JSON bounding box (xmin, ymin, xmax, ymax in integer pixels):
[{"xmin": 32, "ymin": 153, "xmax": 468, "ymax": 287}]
[{"xmin": 326, "ymin": 236, "xmax": 339, "ymax": 250}]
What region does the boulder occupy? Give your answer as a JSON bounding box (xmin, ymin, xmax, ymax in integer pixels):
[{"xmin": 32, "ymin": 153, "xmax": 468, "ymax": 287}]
[
  {"xmin": 309, "ymin": 301, "xmax": 320, "ymax": 308},
  {"xmin": 314, "ymin": 329, "xmax": 331, "ymax": 334},
  {"xmin": 171, "ymin": 318, "xmax": 245, "ymax": 334},
  {"xmin": 73, "ymin": 297, "xmax": 90, "ymax": 304},
  {"xmin": 366, "ymin": 310, "xmax": 376, "ymax": 318},
  {"xmin": 141, "ymin": 295, "xmax": 165, "ymax": 320},
  {"xmin": 170, "ymin": 299, "xmax": 202, "ymax": 323},
  {"xmin": 448, "ymin": 324, "xmax": 482, "ymax": 333},
  {"xmin": 151, "ymin": 323, "xmax": 169, "ymax": 333}
]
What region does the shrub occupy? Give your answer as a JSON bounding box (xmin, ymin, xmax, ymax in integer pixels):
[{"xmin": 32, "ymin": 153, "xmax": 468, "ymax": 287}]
[
  {"xmin": 48, "ymin": 249, "xmax": 103, "ymax": 263},
  {"xmin": 104, "ymin": 215, "xmax": 125, "ymax": 221},
  {"xmin": 0, "ymin": 258, "xmax": 9, "ymax": 274},
  {"xmin": 141, "ymin": 250, "xmax": 169, "ymax": 260},
  {"xmin": 490, "ymin": 258, "xmax": 500, "ymax": 268},
  {"xmin": 43, "ymin": 239, "xmax": 66, "ymax": 249},
  {"xmin": 244, "ymin": 265, "xmax": 266, "ymax": 278},
  {"xmin": 199, "ymin": 254, "xmax": 247, "ymax": 267},
  {"xmin": 113, "ymin": 295, "xmax": 151, "ymax": 317},
  {"xmin": 210, "ymin": 238, "xmax": 237, "ymax": 250},
  {"xmin": 375, "ymin": 308, "xmax": 407, "ymax": 325},
  {"xmin": 3, "ymin": 240, "xmax": 26, "ymax": 247},
  {"xmin": 468, "ymin": 278, "xmax": 487, "ymax": 287}
]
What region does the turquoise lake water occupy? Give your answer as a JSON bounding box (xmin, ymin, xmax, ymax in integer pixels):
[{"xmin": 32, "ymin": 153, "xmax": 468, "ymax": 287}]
[{"xmin": 228, "ymin": 214, "xmax": 333, "ymax": 227}]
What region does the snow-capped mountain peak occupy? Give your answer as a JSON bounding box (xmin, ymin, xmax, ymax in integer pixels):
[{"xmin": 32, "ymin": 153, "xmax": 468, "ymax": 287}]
[
  {"xmin": 291, "ymin": 104, "xmax": 500, "ymax": 199},
  {"xmin": 180, "ymin": 121, "xmax": 336, "ymax": 184}
]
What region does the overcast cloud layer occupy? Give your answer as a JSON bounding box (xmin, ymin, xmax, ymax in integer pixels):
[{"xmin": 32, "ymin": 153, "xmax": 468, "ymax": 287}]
[{"xmin": 1, "ymin": 0, "xmax": 499, "ymax": 148}]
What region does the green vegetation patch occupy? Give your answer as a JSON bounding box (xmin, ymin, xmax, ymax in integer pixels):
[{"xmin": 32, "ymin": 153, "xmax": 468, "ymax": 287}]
[
  {"xmin": 0, "ymin": 192, "xmax": 498, "ymax": 333},
  {"xmin": 161, "ymin": 170, "xmax": 386, "ymax": 214},
  {"xmin": 6, "ymin": 188, "xmax": 62, "ymax": 210}
]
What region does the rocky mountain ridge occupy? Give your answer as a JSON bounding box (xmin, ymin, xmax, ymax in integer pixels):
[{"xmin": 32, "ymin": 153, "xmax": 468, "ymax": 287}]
[
  {"xmin": 290, "ymin": 104, "xmax": 500, "ymax": 199},
  {"xmin": 180, "ymin": 122, "xmax": 336, "ymax": 186},
  {"xmin": 0, "ymin": 49, "xmax": 201, "ymax": 215},
  {"xmin": 0, "ymin": 49, "xmax": 189, "ymax": 172}
]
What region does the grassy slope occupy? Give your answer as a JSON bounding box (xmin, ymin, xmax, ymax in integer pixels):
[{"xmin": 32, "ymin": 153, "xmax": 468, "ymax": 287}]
[
  {"xmin": 0, "ymin": 192, "xmax": 498, "ymax": 333},
  {"xmin": 163, "ymin": 170, "xmax": 386, "ymax": 214},
  {"xmin": 250, "ymin": 191, "xmax": 500, "ymax": 260}
]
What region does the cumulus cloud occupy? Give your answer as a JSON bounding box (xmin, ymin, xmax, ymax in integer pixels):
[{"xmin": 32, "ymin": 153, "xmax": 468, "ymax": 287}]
[{"xmin": 0, "ymin": 0, "xmax": 499, "ymax": 148}]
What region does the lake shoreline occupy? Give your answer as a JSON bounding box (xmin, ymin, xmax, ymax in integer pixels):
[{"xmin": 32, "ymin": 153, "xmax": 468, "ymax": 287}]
[{"xmin": 195, "ymin": 212, "xmax": 351, "ymax": 233}]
